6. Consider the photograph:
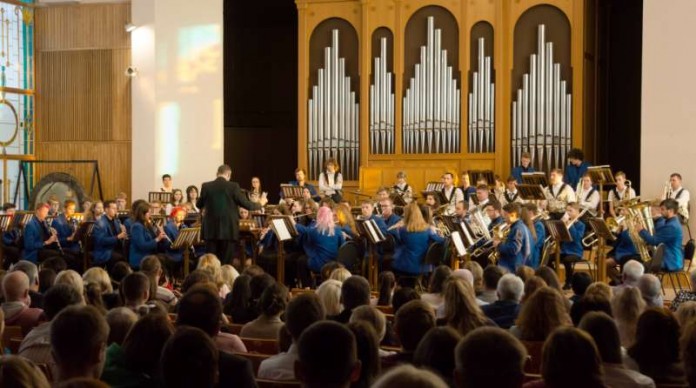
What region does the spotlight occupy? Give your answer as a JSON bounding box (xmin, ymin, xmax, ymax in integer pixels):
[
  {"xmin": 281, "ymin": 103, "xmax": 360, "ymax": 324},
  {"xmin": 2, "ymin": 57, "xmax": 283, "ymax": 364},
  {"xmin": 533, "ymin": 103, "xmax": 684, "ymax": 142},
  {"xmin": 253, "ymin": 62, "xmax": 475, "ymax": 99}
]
[
  {"xmin": 125, "ymin": 66, "xmax": 138, "ymax": 77},
  {"xmin": 125, "ymin": 23, "xmax": 137, "ymax": 33}
]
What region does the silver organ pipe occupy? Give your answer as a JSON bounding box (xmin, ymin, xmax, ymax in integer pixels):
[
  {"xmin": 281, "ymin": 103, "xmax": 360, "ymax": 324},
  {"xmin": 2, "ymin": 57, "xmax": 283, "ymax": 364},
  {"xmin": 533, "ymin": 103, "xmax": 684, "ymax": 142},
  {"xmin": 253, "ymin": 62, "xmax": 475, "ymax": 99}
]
[
  {"xmin": 403, "ymin": 16, "xmax": 460, "ymax": 154},
  {"xmin": 369, "ymin": 37, "xmax": 395, "ymax": 154},
  {"xmin": 468, "ymin": 37, "xmax": 495, "ymax": 153},
  {"xmin": 308, "ymin": 29, "xmax": 360, "ymax": 180},
  {"xmin": 512, "ymin": 24, "xmax": 572, "ymax": 171}
]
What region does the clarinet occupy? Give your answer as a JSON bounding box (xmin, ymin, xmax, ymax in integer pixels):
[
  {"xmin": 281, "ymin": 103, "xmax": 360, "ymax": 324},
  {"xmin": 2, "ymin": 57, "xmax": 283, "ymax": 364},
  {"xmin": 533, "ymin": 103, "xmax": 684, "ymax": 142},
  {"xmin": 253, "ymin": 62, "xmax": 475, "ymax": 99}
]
[{"xmin": 45, "ymin": 220, "xmax": 64, "ymax": 256}]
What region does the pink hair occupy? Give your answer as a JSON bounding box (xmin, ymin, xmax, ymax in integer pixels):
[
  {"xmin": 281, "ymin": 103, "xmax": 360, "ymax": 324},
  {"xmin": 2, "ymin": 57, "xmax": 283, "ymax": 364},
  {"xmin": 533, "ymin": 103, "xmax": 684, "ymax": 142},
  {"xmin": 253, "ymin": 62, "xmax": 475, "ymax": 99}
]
[{"xmin": 315, "ymin": 206, "xmax": 335, "ymax": 236}]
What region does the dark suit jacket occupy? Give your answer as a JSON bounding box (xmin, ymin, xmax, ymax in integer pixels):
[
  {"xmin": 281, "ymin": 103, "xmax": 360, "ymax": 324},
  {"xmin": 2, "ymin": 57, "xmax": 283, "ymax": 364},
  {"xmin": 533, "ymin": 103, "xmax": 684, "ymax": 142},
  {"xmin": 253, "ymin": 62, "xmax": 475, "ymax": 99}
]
[
  {"xmin": 197, "ymin": 177, "xmax": 261, "ymax": 241},
  {"xmin": 481, "ymin": 300, "xmax": 520, "ymax": 329},
  {"xmin": 219, "ymin": 350, "xmax": 257, "ymax": 388}
]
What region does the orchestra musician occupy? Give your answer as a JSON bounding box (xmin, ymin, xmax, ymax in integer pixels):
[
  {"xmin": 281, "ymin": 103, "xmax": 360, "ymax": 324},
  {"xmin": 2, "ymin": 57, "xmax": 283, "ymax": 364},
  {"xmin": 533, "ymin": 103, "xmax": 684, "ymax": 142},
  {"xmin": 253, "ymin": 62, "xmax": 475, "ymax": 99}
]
[
  {"xmin": 492, "ymin": 203, "xmax": 532, "ymax": 273},
  {"xmin": 123, "ymin": 199, "xmax": 148, "ymax": 235},
  {"xmin": 577, "ymin": 174, "xmax": 601, "ymax": 219},
  {"xmin": 545, "ymin": 168, "xmax": 577, "ymax": 220},
  {"xmin": 374, "ymin": 187, "xmax": 390, "ymax": 214},
  {"xmin": 662, "ymin": 173, "xmax": 690, "ymax": 223},
  {"xmin": 511, "ymin": 152, "xmax": 535, "ymax": 184},
  {"xmin": 469, "ymin": 184, "xmax": 493, "ymax": 212},
  {"xmin": 485, "ymin": 202, "xmax": 505, "ymax": 231},
  {"xmin": 129, "ymin": 201, "xmax": 170, "ymax": 269},
  {"xmin": 360, "ymin": 201, "xmax": 388, "ymax": 235},
  {"xmin": 524, "ymin": 203, "xmax": 546, "ymax": 269},
  {"xmin": 161, "ymin": 174, "xmax": 173, "ymax": 193},
  {"xmin": 500, "ymin": 176, "xmax": 523, "ymax": 206},
  {"xmin": 295, "ymin": 206, "xmax": 345, "ymax": 288},
  {"xmin": 282, "ymin": 168, "xmax": 320, "ymax": 202},
  {"xmin": 636, "ymin": 198, "xmax": 684, "ymax": 272},
  {"xmin": 163, "ymin": 206, "xmax": 192, "ymax": 274},
  {"xmin": 459, "ymin": 171, "xmax": 477, "ymax": 202},
  {"xmin": 248, "ymin": 177, "xmax": 267, "ymax": 204},
  {"xmin": 115, "ymin": 192, "xmax": 128, "ymax": 212},
  {"xmin": 48, "ymin": 196, "xmax": 60, "ymax": 217},
  {"xmin": 149, "ymin": 200, "xmax": 165, "ymax": 217},
  {"xmin": 50, "ymin": 200, "xmax": 82, "ymax": 268},
  {"xmin": 557, "ymin": 202, "xmax": 586, "ymax": 290},
  {"xmin": 605, "ymin": 229, "xmax": 639, "ymax": 284},
  {"xmin": 85, "ymin": 201, "xmax": 104, "ymax": 222},
  {"xmin": 92, "ymin": 200, "xmax": 128, "ymax": 269},
  {"xmin": 564, "ymin": 148, "xmax": 591, "ymax": 188},
  {"xmin": 335, "ymin": 203, "xmax": 358, "ymax": 239},
  {"xmin": 453, "ymin": 200, "xmax": 468, "ymax": 222},
  {"xmin": 441, "ymin": 172, "xmax": 464, "ymax": 215},
  {"xmin": 607, "ymin": 171, "xmax": 636, "ymax": 218},
  {"xmin": 392, "ymin": 171, "xmax": 413, "ymax": 204},
  {"xmin": 424, "ymin": 192, "xmax": 441, "ymax": 214},
  {"xmin": 184, "ymin": 185, "xmax": 200, "ymax": 213},
  {"xmin": 388, "ymin": 202, "xmax": 445, "ymax": 281},
  {"xmin": 318, "ymin": 158, "xmax": 344, "ymax": 203},
  {"xmin": 379, "ymin": 198, "xmax": 401, "ymax": 229},
  {"xmin": 165, "ymin": 189, "xmax": 184, "ymax": 216},
  {"xmin": 23, "ymin": 203, "xmax": 59, "ymax": 264}
]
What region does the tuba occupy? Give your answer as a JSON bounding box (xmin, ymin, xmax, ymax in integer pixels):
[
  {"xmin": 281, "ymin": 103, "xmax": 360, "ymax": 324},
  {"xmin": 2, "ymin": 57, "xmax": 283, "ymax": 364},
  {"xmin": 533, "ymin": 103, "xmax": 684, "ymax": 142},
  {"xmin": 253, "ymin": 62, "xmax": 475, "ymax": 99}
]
[{"xmin": 623, "ymin": 201, "xmax": 655, "ymax": 263}]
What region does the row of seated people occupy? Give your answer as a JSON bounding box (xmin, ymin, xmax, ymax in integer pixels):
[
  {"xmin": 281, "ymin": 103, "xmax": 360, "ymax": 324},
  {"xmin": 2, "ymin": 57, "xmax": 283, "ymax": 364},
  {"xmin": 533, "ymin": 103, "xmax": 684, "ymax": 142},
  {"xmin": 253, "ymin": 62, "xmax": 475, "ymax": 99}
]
[{"xmin": 1, "ymin": 245, "xmax": 695, "ymax": 387}]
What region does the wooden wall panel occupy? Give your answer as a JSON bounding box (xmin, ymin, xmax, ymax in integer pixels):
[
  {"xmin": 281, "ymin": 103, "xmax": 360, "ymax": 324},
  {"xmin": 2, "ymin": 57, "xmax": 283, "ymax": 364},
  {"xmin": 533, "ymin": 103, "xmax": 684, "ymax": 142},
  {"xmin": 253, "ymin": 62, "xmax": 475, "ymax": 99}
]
[{"xmin": 35, "ymin": 2, "xmax": 132, "ymax": 201}]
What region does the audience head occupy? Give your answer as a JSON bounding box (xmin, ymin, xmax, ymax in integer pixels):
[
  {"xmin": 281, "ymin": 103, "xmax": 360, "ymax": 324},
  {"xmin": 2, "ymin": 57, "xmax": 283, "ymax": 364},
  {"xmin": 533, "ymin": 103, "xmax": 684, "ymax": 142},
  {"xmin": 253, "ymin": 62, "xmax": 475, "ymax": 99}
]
[
  {"xmin": 55, "ymin": 270, "xmax": 85, "ymax": 299},
  {"xmin": 677, "ymin": 301, "xmax": 696, "ymax": 328},
  {"xmin": 176, "ymin": 284, "xmax": 222, "ymax": 337},
  {"xmin": 570, "ymin": 293, "xmax": 612, "ymax": 327},
  {"xmin": 295, "ymin": 321, "xmax": 360, "ymax": 388},
  {"xmin": 522, "ymin": 276, "xmax": 547, "ymax": 303},
  {"xmin": 120, "ymin": 272, "xmax": 150, "ymax": 308},
  {"xmin": 249, "ymin": 273, "xmax": 276, "ymax": 303},
  {"xmin": 350, "ymin": 305, "xmax": 387, "ymax": 341},
  {"xmin": 341, "ymin": 276, "xmax": 371, "ymax": 311},
  {"xmin": 161, "ymin": 327, "xmax": 218, "ymax": 388},
  {"xmin": 346, "ymin": 321, "xmax": 380, "ymax": 388},
  {"xmin": 12, "ymin": 260, "xmax": 40, "ymax": 291},
  {"xmin": 429, "ymin": 265, "xmax": 453, "ymax": 294},
  {"xmin": 321, "ymin": 261, "xmax": 345, "ymax": 282},
  {"xmin": 3, "ymin": 270, "xmax": 30, "ymax": 304},
  {"xmin": 394, "ymin": 300, "xmax": 436, "ymax": 352},
  {"xmin": 51, "ymin": 306, "xmax": 109, "ymax": 381},
  {"xmin": 220, "ymin": 265, "xmax": 239, "ymax": 291},
  {"xmin": 316, "ymin": 279, "xmax": 342, "ymax": 316},
  {"xmin": 638, "ymin": 274, "xmax": 663, "ymax": 308},
  {"xmin": 259, "ymin": 283, "xmax": 288, "ymax": 318},
  {"xmin": 628, "ymin": 308, "xmax": 681, "ymax": 370},
  {"xmin": 392, "ymin": 287, "xmax": 420, "ymax": 313},
  {"xmin": 414, "ymin": 326, "xmax": 462, "ymax": 385},
  {"xmin": 571, "ymin": 272, "xmax": 593, "ymax": 297},
  {"xmin": 451, "ymin": 269, "xmax": 474, "ymax": 286},
  {"xmin": 463, "ymin": 261, "xmax": 484, "ymax": 293},
  {"xmin": 105, "ymin": 307, "xmax": 138, "ymax": 346},
  {"xmin": 622, "ymin": 260, "xmax": 645, "ymax": 286},
  {"xmin": 578, "ymin": 311, "xmax": 623, "ymax": 364},
  {"xmin": 226, "ymin": 274, "xmax": 251, "ymax": 312},
  {"xmin": 122, "ymin": 312, "xmax": 174, "ymax": 376},
  {"xmin": 444, "ymin": 277, "xmax": 489, "ymax": 335},
  {"xmin": 516, "ymin": 287, "xmax": 571, "ymax": 341},
  {"xmin": 515, "ymin": 266, "xmax": 535, "ymax": 283},
  {"xmin": 611, "ymin": 286, "xmax": 645, "ymax": 347},
  {"xmin": 41, "ymin": 256, "xmax": 67, "ymax": 276},
  {"xmin": 377, "ymin": 271, "xmax": 396, "ymax": 306},
  {"xmin": 0, "ymin": 355, "xmax": 50, "ymax": 388},
  {"xmin": 109, "ymin": 261, "xmax": 132, "ymax": 286},
  {"xmin": 39, "ymin": 269, "xmax": 57, "ymax": 293},
  {"xmin": 373, "ymin": 364, "xmax": 448, "ymax": 388},
  {"xmin": 83, "ymin": 267, "xmax": 113, "ymax": 294},
  {"xmin": 585, "ymin": 282, "xmax": 613, "ymax": 301},
  {"xmin": 330, "ymin": 268, "xmax": 352, "ymax": 283},
  {"xmin": 681, "ymin": 321, "xmax": 696, "ymax": 388},
  {"xmin": 455, "ymin": 327, "xmax": 527, "ymax": 388},
  {"xmin": 286, "ymin": 293, "xmax": 326, "ymax": 341},
  {"xmin": 541, "ymin": 327, "xmax": 604, "ymax": 388},
  {"xmin": 482, "ymin": 265, "xmax": 503, "ymax": 291},
  {"xmin": 181, "ymin": 269, "xmax": 215, "ymax": 294},
  {"xmin": 497, "ymin": 274, "xmax": 524, "ymax": 302},
  {"xmin": 534, "ymin": 267, "xmax": 563, "ymax": 292},
  {"xmin": 44, "ymin": 283, "xmax": 84, "ymax": 320}
]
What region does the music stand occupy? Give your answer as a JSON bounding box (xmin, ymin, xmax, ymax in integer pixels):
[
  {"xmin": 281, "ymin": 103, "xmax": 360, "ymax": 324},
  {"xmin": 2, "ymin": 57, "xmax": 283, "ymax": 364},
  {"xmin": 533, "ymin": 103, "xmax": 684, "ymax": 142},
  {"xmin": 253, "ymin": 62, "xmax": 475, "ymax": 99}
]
[
  {"xmin": 390, "ymin": 192, "xmax": 407, "ymax": 207},
  {"xmin": 517, "ymin": 184, "xmax": 548, "ymax": 201},
  {"xmin": 117, "ymin": 211, "xmax": 130, "ymax": 223},
  {"xmin": 281, "ymin": 185, "xmax": 304, "ymax": 200},
  {"xmin": 469, "ymin": 170, "xmax": 495, "ymax": 186},
  {"xmin": 150, "ymin": 215, "xmax": 166, "ymax": 229},
  {"xmin": 587, "ymin": 166, "xmax": 616, "ymax": 218},
  {"xmin": 269, "ymin": 216, "xmax": 298, "ymax": 284},
  {"xmin": 421, "ymin": 182, "xmax": 444, "ymax": 200},
  {"xmin": 588, "ymin": 217, "xmax": 616, "ymax": 283},
  {"xmin": 149, "ymin": 192, "xmax": 173, "ymax": 204},
  {"xmin": 0, "ymin": 214, "xmax": 12, "ymax": 270},
  {"xmin": 74, "ymin": 221, "xmax": 96, "ymax": 269},
  {"xmin": 171, "ymin": 227, "xmax": 201, "ymax": 277},
  {"xmin": 356, "ymin": 219, "xmax": 386, "ymax": 288},
  {"xmin": 521, "ymin": 172, "xmax": 548, "ymax": 188},
  {"xmin": 545, "ymin": 220, "xmax": 573, "ymax": 280}
]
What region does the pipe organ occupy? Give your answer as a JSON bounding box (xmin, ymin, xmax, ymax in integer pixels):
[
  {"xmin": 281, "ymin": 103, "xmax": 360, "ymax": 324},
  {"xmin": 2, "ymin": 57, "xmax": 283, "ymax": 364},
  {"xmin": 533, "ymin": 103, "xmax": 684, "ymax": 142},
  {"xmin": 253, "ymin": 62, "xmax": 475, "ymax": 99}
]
[
  {"xmin": 468, "ymin": 37, "xmax": 495, "ymax": 153},
  {"xmin": 297, "ymin": 0, "xmax": 584, "ymax": 193},
  {"xmin": 402, "ymin": 16, "xmax": 460, "ymax": 154},
  {"xmin": 512, "ymin": 25, "xmax": 572, "ymax": 172},
  {"xmin": 307, "ymin": 29, "xmax": 360, "ymax": 180},
  {"xmin": 369, "ymin": 37, "xmax": 394, "ymax": 154}
]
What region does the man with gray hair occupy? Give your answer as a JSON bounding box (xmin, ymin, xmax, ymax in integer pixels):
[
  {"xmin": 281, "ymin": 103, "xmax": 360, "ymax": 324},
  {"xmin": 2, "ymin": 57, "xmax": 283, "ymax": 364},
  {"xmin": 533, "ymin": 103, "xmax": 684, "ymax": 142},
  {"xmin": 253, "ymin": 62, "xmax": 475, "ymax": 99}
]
[
  {"xmin": 637, "ymin": 274, "xmax": 664, "ymax": 308},
  {"xmin": 2, "ymin": 271, "xmax": 44, "ymax": 335},
  {"xmin": 481, "ymin": 274, "xmax": 524, "ymax": 329},
  {"xmin": 11, "ymin": 260, "xmax": 43, "ymax": 309},
  {"xmin": 621, "ymin": 260, "xmax": 645, "ymax": 288}
]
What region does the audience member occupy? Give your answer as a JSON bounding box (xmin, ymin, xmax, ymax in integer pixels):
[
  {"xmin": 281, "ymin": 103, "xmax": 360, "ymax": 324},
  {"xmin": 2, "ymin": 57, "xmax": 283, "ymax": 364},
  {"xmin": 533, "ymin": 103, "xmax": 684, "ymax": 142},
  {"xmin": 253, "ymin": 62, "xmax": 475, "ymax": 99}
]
[
  {"xmin": 51, "ymin": 305, "xmax": 109, "ymax": 382},
  {"xmin": 240, "ymin": 283, "xmax": 287, "ymax": 339},
  {"xmin": 611, "ymin": 286, "xmax": 645, "ymax": 347},
  {"xmin": 585, "ymin": 282, "xmax": 614, "ymax": 301},
  {"xmin": 420, "ymin": 265, "xmax": 451, "ymax": 311},
  {"xmin": 482, "ymin": 273, "xmax": 524, "ymax": 329},
  {"xmin": 38, "ymin": 268, "xmax": 56, "ymax": 294},
  {"xmin": 463, "ymin": 261, "xmax": 484, "ymax": 295},
  {"xmin": 140, "ymin": 255, "xmax": 177, "ymax": 306},
  {"xmin": 109, "ymin": 261, "xmax": 132, "ymax": 289},
  {"xmin": 330, "ymin": 267, "xmax": 352, "ymax": 283},
  {"xmin": 443, "ymin": 278, "xmax": 491, "ymax": 335},
  {"xmin": 349, "ymin": 305, "xmax": 391, "ymax": 356},
  {"xmin": 82, "ymin": 267, "xmax": 119, "ymax": 309},
  {"xmin": 0, "ymin": 355, "xmax": 50, "ymax": 388},
  {"xmin": 450, "ymin": 268, "xmax": 474, "ymax": 285},
  {"xmin": 515, "ymin": 266, "xmax": 535, "ymax": 283},
  {"xmin": 455, "ymin": 327, "xmax": 527, "ymax": 388},
  {"xmin": 54, "ymin": 270, "xmax": 85, "ymax": 299},
  {"xmin": 570, "ymin": 272, "xmax": 592, "ymax": 304},
  {"xmin": 105, "ymin": 307, "xmax": 137, "ymax": 346},
  {"xmin": 521, "ymin": 276, "xmax": 547, "ymax": 304},
  {"xmin": 578, "ymin": 312, "xmax": 655, "ymax": 388},
  {"xmin": 316, "ymin": 279, "xmax": 342, "ymax": 316},
  {"xmin": 2, "ymin": 270, "xmax": 44, "ymax": 335},
  {"xmin": 479, "ymin": 265, "xmax": 503, "ymax": 304},
  {"xmin": 332, "ymin": 275, "xmax": 370, "ymax": 323},
  {"xmin": 377, "ymin": 271, "xmax": 396, "ymax": 306},
  {"xmin": 682, "ymin": 321, "xmax": 696, "ymax": 388},
  {"xmin": 384, "ymin": 300, "xmax": 435, "ymax": 365},
  {"xmin": 414, "ymin": 326, "xmax": 461, "ymax": 386},
  {"xmin": 11, "ymin": 260, "xmax": 44, "ymax": 309},
  {"xmin": 391, "ymin": 287, "xmax": 420, "ymax": 313},
  {"xmin": 160, "ymin": 326, "xmax": 219, "ymax": 388},
  {"xmin": 347, "ymin": 321, "xmax": 380, "ymax": 388},
  {"xmin": 223, "ymin": 273, "xmax": 251, "ymax": 320},
  {"xmin": 512, "ymin": 286, "xmax": 571, "ymax": 342},
  {"xmin": 372, "ymin": 364, "xmax": 448, "ymax": 388},
  {"xmin": 180, "ymin": 269, "xmax": 215, "ymax": 294},
  {"xmin": 120, "ymin": 272, "xmax": 150, "ymax": 315},
  {"xmin": 258, "ymin": 293, "xmax": 325, "ymax": 380},
  {"xmin": 220, "ymin": 264, "xmax": 239, "ymax": 292},
  {"xmin": 295, "ymin": 321, "xmax": 360, "ymax": 388},
  {"xmin": 637, "ymin": 274, "xmax": 663, "ymax": 308},
  {"xmin": 569, "ymin": 293, "xmax": 612, "ymax": 326},
  {"xmin": 676, "ymin": 301, "xmax": 696, "ymax": 327},
  {"xmin": 534, "ymin": 267, "xmax": 563, "ymax": 293},
  {"xmin": 618, "ymin": 260, "xmax": 645, "ymax": 289}
]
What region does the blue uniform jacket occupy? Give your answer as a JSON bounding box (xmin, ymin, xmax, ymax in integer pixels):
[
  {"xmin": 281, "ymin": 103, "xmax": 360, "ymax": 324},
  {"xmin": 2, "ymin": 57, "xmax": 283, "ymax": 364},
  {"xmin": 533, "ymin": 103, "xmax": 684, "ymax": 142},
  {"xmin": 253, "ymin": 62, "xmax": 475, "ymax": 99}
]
[
  {"xmin": 529, "ymin": 220, "xmax": 546, "ymax": 268},
  {"xmin": 614, "ymin": 230, "xmax": 638, "ymax": 262},
  {"xmin": 561, "ymin": 221, "xmax": 585, "ymax": 258},
  {"xmin": 51, "ymin": 214, "xmax": 80, "ymax": 253},
  {"xmin": 23, "ymin": 217, "xmax": 49, "ymax": 263},
  {"xmin": 497, "ymin": 220, "xmax": 532, "ymax": 273},
  {"xmin": 92, "ymin": 216, "xmax": 124, "ymax": 264},
  {"xmin": 460, "ymin": 186, "xmax": 477, "ymax": 202},
  {"xmin": 511, "ymin": 165, "xmax": 536, "ymax": 184},
  {"xmin": 489, "ymin": 216, "xmax": 505, "ymax": 231},
  {"xmin": 129, "ymin": 222, "xmax": 169, "ymax": 269},
  {"xmin": 389, "ymin": 227, "xmax": 445, "ymax": 275},
  {"xmin": 383, "ymin": 213, "xmax": 402, "ymax": 229},
  {"xmin": 640, "ymin": 216, "xmax": 683, "ymax": 271},
  {"xmin": 295, "ymin": 224, "xmax": 345, "ymax": 272},
  {"xmin": 164, "ymin": 221, "xmax": 185, "ymax": 262},
  {"xmin": 564, "ymin": 161, "xmax": 591, "ymax": 188}
]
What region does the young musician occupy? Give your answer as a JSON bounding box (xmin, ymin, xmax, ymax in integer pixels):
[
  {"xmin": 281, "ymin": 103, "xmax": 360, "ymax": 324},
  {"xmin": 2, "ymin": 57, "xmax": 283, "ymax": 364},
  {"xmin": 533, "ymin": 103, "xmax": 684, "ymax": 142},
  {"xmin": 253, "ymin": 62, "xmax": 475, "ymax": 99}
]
[
  {"xmin": 124, "ymin": 199, "xmax": 147, "ymax": 235},
  {"xmin": 441, "ymin": 172, "xmax": 464, "ymax": 215},
  {"xmin": 248, "ymin": 177, "xmax": 266, "ymax": 204},
  {"xmin": 86, "ymin": 200, "xmax": 104, "ymax": 222},
  {"xmin": 115, "ymin": 192, "xmax": 128, "ymax": 211},
  {"xmin": 545, "ymin": 168, "xmax": 577, "ymax": 219},
  {"xmin": 636, "ymin": 198, "xmax": 684, "ymax": 272},
  {"xmin": 129, "ymin": 201, "xmax": 169, "ymax": 269},
  {"xmin": 296, "ymin": 206, "xmax": 345, "ymax": 287},
  {"xmin": 380, "ymin": 198, "xmax": 401, "ymax": 229},
  {"xmin": 485, "ymin": 202, "xmax": 505, "ymax": 231},
  {"xmin": 283, "ymin": 168, "xmax": 320, "ymax": 202},
  {"xmin": 150, "ymin": 200, "xmax": 164, "ymax": 217},
  {"xmin": 164, "ymin": 206, "xmax": 190, "ymax": 273},
  {"xmin": 511, "ymin": 152, "xmax": 535, "ymax": 184},
  {"xmin": 185, "ymin": 185, "xmax": 200, "ymax": 213},
  {"xmin": 662, "ymin": 173, "xmax": 690, "ymax": 223},
  {"xmin": 161, "ymin": 174, "xmax": 173, "ymax": 192},
  {"xmin": 374, "ymin": 187, "xmax": 390, "ymax": 215},
  {"xmin": 459, "ymin": 171, "xmax": 477, "ymax": 202},
  {"xmin": 500, "ymin": 176, "xmax": 523, "ymax": 206},
  {"xmin": 318, "ymin": 158, "xmax": 343, "ymax": 203},
  {"xmin": 166, "ymin": 189, "xmax": 184, "ymax": 216},
  {"xmin": 23, "ymin": 203, "xmax": 59, "ymax": 264},
  {"xmin": 469, "ymin": 184, "xmax": 493, "ymax": 212},
  {"xmin": 577, "ymin": 174, "xmax": 600, "ymax": 218},
  {"xmin": 564, "ymin": 148, "xmax": 591, "ymax": 188},
  {"xmin": 454, "ymin": 200, "xmax": 468, "ymax": 222},
  {"xmin": 607, "ymin": 171, "xmax": 636, "ymax": 217},
  {"xmin": 605, "ymin": 229, "xmax": 639, "ymax": 284},
  {"xmin": 51, "ymin": 200, "xmax": 82, "ymax": 260},
  {"xmin": 335, "ymin": 204, "xmax": 358, "ymax": 239},
  {"xmin": 558, "ymin": 203, "xmax": 586, "ymax": 290},
  {"xmin": 425, "ymin": 193, "xmax": 441, "ymax": 213},
  {"xmin": 524, "ymin": 203, "xmax": 546, "ymax": 269},
  {"xmin": 93, "ymin": 200, "xmax": 128, "ymax": 269},
  {"xmin": 492, "ymin": 203, "xmax": 532, "ymax": 273},
  {"xmin": 360, "ymin": 201, "xmax": 388, "ymax": 235},
  {"xmin": 47, "ymin": 196, "xmax": 60, "ymax": 217},
  {"xmin": 388, "ymin": 202, "xmax": 445, "ymax": 277},
  {"xmin": 393, "ymin": 171, "xmax": 413, "ymax": 204}
]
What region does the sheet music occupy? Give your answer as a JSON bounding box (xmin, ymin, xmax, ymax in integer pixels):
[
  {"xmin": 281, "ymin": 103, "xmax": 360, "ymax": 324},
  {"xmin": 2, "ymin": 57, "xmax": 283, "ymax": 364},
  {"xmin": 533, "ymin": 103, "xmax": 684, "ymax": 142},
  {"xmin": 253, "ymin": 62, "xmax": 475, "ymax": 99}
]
[
  {"xmin": 459, "ymin": 221, "xmax": 475, "ymax": 247},
  {"xmin": 272, "ymin": 219, "xmax": 292, "ymax": 241},
  {"xmin": 365, "ymin": 220, "xmax": 384, "ymax": 243},
  {"xmin": 451, "ymin": 231, "xmax": 466, "ymax": 257}
]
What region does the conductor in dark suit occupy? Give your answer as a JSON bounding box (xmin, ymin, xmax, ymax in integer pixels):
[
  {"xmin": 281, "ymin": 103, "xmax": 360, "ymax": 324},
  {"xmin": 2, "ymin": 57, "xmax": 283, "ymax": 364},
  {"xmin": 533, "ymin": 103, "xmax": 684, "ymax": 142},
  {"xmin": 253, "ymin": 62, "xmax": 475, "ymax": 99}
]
[{"xmin": 197, "ymin": 164, "xmax": 264, "ymax": 264}]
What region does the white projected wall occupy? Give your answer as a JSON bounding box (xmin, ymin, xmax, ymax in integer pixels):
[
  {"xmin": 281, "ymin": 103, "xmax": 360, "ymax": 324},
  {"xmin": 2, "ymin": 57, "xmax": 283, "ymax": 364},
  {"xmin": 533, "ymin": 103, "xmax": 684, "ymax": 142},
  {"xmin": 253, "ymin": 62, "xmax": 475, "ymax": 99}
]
[
  {"xmin": 132, "ymin": 0, "xmax": 223, "ymax": 200},
  {"xmin": 642, "ymin": 0, "xmax": 696, "ymax": 238}
]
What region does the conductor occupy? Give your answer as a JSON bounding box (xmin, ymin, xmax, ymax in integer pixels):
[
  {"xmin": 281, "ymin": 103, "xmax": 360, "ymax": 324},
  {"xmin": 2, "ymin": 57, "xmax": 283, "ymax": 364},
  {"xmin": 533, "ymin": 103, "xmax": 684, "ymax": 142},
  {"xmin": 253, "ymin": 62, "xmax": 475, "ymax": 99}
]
[{"xmin": 197, "ymin": 164, "xmax": 265, "ymax": 264}]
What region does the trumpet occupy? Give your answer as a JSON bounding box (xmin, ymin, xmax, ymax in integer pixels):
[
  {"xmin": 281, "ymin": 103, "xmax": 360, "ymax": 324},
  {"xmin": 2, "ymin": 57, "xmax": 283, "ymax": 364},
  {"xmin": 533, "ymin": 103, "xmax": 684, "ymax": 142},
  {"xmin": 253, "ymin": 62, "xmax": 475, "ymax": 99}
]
[{"xmin": 471, "ymin": 223, "xmax": 509, "ymax": 257}]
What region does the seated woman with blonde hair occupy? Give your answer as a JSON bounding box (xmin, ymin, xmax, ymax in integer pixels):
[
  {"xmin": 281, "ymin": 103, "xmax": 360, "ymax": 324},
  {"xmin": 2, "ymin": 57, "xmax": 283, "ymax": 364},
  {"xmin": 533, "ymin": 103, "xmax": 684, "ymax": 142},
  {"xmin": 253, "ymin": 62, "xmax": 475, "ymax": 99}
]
[{"xmin": 197, "ymin": 253, "xmax": 230, "ymax": 299}]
